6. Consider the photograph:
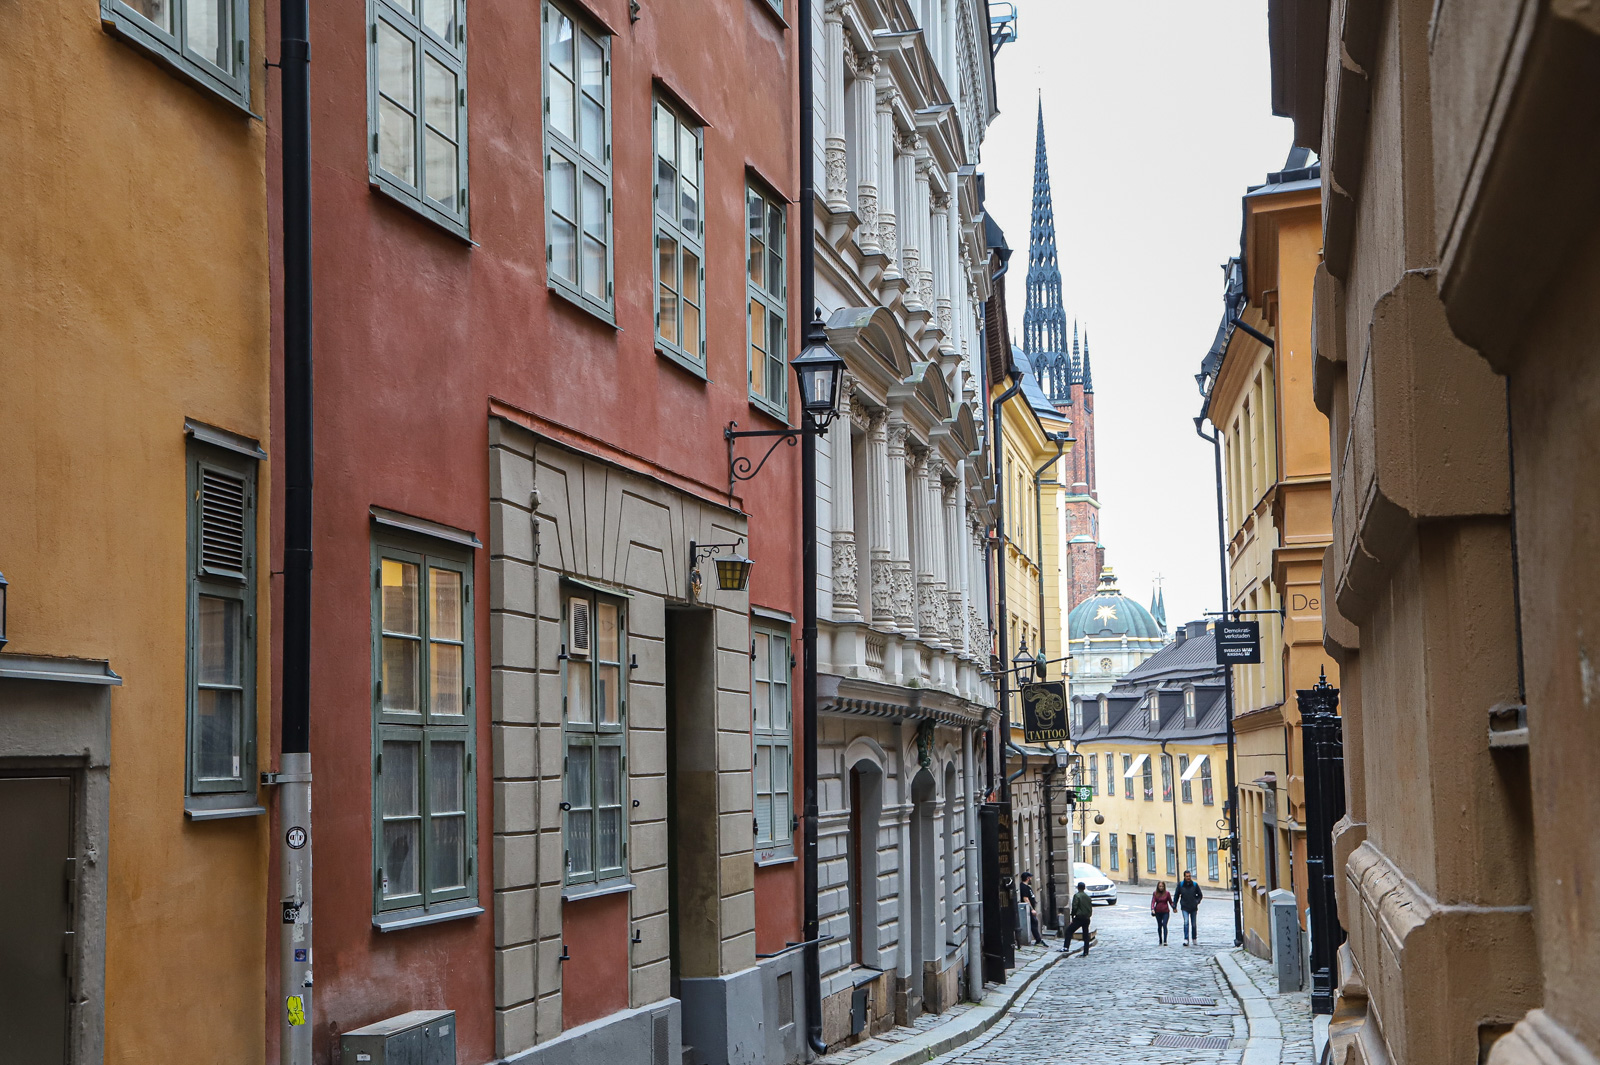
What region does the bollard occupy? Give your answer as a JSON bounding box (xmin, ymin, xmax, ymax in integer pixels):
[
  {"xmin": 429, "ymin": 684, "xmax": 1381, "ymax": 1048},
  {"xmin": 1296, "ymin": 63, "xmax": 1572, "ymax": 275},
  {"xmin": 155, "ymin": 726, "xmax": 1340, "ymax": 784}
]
[{"xmin": 1269, "ymin": 888, "xmax": 1303, "ymax": 992}]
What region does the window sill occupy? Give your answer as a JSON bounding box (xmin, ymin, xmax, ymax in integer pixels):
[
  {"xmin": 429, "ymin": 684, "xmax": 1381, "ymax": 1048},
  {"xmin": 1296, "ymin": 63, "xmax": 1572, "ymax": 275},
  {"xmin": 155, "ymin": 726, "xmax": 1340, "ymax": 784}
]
[
  {"xmin": 372, "ymin": 899, "xmax": 484, "ymax": 932},
  {"xmin": 755, "ymin": 851, "xmax": 796, "ymax": 867},
  {"xmin": 100, "ymin": 7, "xmax": 258, "ymax": 118},
  {"xmin": 549, "ymin": 280, "xmax": 618, "ymax": 329},
  {"xmin": 185, "ymin": 795, "xmax": 266, "ymax": 820},
  {"xmin": 370, "ymin": 176, "xmax": 474, "ymax": 245},
  {"xmin": 750, "ymin": 0, "xmax": 789, "ymax": 30},
  {"xmin": 562, "ymin": 878, "xmax": 634, "ymax": 902},
  {"xmin": 747, "ymin": 394, "xmax": 792, "ymax": 427},
  {"xmin": 657, "ymin": 345, "xmax": 709, "ymax": 381}
]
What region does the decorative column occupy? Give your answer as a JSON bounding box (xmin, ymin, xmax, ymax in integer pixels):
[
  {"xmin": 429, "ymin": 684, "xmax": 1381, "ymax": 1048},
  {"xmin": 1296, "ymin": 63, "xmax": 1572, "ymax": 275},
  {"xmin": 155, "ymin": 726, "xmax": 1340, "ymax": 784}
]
[
  {"xmin": 853, "ymin": 50, "xmax": 880, "ymax": 252},
  {"xmin": 886, "ymin": 419, "xmax": 915, "ymax": 633},
  {"xmin": 876, "ymin": 83, "xmax": 899, "ymax": 279},
  {"xmin": 968, "ymin": 516, "xmax": 988, "ymax": 659},
  {"xmin": 945, "ymin": 175, "xmax": 962, "ymax": 350},
  {"xmin": 895, "ymin": 132, "xmax": 919, "ymax": 299},
  {"xmin": 830, "ymin": 381, "xmax": 860, "ymax": 620},
  {"xmin": 823, "ymin": 0, "xmax": 849, "ymax": 213},
  {"xmin": 925, "ymin": 455, "xmax": 949, "ymax": 644},
  {"xmin": 930, "ymin": 191, "xmax": 952, "ymax": 348},
  {"xmin": 914, "ymin": 149, "xmax": 936, "ymax": 313},
  {"xmin": 866, "ymin": 409, "xmax": 894, "ymax": 625},
  {"xmin": 911, "ymin": 448, "xmax": 938, "ymax": 638},
  {"xmin": 944, "ymin": 467, "xmax": 965, "ymax": 654}
]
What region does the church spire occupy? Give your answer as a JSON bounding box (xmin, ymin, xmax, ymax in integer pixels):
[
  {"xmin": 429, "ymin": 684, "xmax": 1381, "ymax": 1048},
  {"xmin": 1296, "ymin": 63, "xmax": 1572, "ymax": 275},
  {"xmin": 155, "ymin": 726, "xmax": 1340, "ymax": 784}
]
[
  {"xmin": 1081, "ymin": 330, "xmax": 1094, "ymax": 392},
  {"xmin": 1022, "ymin": 102, "xmax": 1070, "ymax": 402}
]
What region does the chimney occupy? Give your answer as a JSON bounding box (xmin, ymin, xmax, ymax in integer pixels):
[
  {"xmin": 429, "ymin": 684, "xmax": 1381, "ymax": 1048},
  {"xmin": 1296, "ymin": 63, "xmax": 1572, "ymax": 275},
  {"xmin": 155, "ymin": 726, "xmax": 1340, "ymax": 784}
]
[{"xmin": 1185, "ymin": 620, "xmax": 1210, "ymax": 642}]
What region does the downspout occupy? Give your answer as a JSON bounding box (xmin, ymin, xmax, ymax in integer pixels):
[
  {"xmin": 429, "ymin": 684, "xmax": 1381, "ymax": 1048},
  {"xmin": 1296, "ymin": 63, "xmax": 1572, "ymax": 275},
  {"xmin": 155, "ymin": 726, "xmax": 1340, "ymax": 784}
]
[
  {"xmin": 799, "ymin": 0, "xmax": 827, "ymax": 1052},
  {"xmin": 990, "ymin": 370, "xmax": 1023, "ymax": 804},
  {"xmin": 962, "ymin": 728, "xmax": 982, "ymax": 997},
  {"xmin": 1196, "ymin": 416, "xmax": 1245, "ymax": 949},
  {"xmin": 276, "ymin": 0, "xmax": 315, "ymax": 1058}
]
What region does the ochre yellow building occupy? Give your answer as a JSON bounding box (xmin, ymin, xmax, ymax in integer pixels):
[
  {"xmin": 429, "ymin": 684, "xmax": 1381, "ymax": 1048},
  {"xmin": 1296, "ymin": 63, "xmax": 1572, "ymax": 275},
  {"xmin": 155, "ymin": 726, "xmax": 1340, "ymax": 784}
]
[
  {"xmin": 0, "ymin": 3, "xmax": 270, "ymax": 1061},
  {"xmin": 1070, "ymin": 625, "xmax": 1229, "ymax": 907},
  {"xmin": 1197, "ymin": 150, "xmax": 1337, "ymax": 959}
]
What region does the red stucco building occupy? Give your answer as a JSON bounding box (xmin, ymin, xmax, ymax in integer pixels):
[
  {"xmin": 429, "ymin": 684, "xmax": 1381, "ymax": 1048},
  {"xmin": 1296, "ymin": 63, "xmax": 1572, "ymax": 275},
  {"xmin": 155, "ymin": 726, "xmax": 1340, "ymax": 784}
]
[{"xmin": 265, "ymin": 0, "xmax": 804, "ymax": 1060}]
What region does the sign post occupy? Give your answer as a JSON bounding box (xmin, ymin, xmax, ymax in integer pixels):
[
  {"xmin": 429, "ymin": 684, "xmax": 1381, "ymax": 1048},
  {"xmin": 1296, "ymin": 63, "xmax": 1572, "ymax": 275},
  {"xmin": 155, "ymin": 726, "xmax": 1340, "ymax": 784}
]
[
  {"xmin": 1216, "ymin": 620, "xmax": 1262, "ymax": 664},
  {"xmin": 1020, "ymin": 681, "xmax": 1069, "ymax": 744}
]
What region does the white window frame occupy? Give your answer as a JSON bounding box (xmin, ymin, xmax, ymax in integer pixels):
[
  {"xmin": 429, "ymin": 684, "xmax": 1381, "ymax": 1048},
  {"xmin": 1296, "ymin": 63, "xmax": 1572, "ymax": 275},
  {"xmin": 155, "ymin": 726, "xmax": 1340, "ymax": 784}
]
[
  {"xmin": 1179, "ymin": 753, "xmax": 1193, "ymax": 804},
  {"xmin": 1201, "ymin": 757, "xmax": 1215, "ymax": 806},
  {"xmin": 654, "ymin": 98, "xmax": 706, "ymax": 373},
  {"xmin": 368, "ymin": 0, "xmax": 470, "ymax": 236},
  {"xmin": 752, "ymin": 626, "xmax": 794, "ymax": 859},
  {"xmin": 544, "ymin": 1, "xmax": 614, "ymax": 321},
  {"xmin": 746, "ymin": 182, "xmax": 788, "ymax": 417},
  {"xmin": 101, "ymin": 0, "xmax": 251, "ymax": 109}
]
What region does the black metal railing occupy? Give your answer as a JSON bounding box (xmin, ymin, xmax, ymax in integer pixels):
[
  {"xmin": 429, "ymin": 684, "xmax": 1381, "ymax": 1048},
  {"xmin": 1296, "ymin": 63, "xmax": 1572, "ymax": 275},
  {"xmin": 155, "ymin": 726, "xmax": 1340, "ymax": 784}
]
[{"xmin": 1299, "ymin": 670, "xmax": 1346, "ymax": 1014}]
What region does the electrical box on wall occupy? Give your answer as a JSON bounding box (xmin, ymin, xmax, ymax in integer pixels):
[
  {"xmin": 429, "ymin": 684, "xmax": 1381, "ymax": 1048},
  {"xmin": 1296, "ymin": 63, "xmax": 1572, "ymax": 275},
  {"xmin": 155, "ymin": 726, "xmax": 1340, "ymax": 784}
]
[{"xmin": 341, "ymin": 1010, "xmax": 456, "ymax": 1065}]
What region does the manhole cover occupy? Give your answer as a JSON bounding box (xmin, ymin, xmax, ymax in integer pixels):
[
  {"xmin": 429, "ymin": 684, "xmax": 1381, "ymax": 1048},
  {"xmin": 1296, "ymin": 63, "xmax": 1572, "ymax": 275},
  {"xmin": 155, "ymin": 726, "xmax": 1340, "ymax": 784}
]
[
  {"xmin": 1160, "ymin": 995, "xmax": 1218, "ymax": 1006},
  {"xmin": 1152, "ymin": 1034, "xmax": 1232, "ymax": 1049}
]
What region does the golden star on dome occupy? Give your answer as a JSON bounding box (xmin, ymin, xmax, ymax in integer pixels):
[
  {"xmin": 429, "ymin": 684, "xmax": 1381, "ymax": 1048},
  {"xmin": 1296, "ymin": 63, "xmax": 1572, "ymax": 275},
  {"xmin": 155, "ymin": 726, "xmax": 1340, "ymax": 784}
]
[{"xmin": 1095, "ymin": 605, "xmax": 1118, "ymax": 623}]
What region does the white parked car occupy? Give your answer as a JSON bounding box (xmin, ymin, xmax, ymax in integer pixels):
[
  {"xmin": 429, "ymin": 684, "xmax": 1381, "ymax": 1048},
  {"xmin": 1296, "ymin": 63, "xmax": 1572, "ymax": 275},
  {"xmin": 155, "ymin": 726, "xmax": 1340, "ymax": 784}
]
[{"xmin": 1073, "ymin": 862, "xmax": 1118, "ymax": 906}]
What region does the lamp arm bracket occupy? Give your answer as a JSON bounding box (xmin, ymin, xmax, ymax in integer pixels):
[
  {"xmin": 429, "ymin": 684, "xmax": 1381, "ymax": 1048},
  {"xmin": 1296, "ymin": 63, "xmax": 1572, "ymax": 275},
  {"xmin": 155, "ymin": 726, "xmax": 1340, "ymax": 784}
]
[{"xmin": 725, "ymin": 421, "xmax": 810, "ymax": 494}]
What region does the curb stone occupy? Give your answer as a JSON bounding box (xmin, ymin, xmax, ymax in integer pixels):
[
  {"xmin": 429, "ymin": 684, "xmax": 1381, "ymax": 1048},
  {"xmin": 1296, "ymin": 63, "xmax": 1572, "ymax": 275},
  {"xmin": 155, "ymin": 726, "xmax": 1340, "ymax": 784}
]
[
  {"xmin": 829, "ymin": 948, "xmax": 1067, "ymax": 1065},
  {"xmin": 1215, "ymin": 949, "xmax": 1283, "ymax": 1065}
]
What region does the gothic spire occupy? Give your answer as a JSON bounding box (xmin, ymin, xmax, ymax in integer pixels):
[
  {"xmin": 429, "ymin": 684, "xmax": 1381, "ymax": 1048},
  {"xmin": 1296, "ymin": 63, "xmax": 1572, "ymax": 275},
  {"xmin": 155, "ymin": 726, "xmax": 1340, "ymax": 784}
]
[
  {"xmin": 1022, "ymin": 102, "xmax": 1070, "ymax": 403},
  {"xmin": 1070, "ymin": 322, "xmax": 1081, "ymax": 384},
  {"xmin": 1081, "ymin": 330, "xmax": 1094, "ymax": 392}
]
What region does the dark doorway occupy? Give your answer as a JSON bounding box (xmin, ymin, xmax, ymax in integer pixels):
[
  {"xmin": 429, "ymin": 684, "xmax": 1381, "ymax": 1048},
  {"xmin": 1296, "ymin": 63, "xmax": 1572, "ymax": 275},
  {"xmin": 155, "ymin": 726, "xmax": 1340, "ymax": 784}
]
[
  {"xmin": 0, "ymin": 775, "xmax": 74, "ymax": 1064},
  {"xmin": 665, "ymin": 606, "xmax": 714, "ymax": 999},
  {"xmin": 1127, "ymin": 835, "xmax": 1139, "ymax": 886}
]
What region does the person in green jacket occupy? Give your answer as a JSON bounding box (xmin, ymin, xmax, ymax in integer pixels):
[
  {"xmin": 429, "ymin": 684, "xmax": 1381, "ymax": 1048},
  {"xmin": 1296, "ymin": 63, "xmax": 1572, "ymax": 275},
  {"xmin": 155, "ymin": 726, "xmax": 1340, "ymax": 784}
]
[{"xmin": 1062, "ymin": 881, "xmax": 1094, "ymax": 957}]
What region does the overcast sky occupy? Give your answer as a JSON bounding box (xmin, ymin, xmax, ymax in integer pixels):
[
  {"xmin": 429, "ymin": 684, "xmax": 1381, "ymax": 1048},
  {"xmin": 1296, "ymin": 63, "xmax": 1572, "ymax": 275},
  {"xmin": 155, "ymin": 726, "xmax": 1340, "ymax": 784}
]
[{"xmin": 980, "ymin": 0, "xmax": 1293, "ymax": 631}]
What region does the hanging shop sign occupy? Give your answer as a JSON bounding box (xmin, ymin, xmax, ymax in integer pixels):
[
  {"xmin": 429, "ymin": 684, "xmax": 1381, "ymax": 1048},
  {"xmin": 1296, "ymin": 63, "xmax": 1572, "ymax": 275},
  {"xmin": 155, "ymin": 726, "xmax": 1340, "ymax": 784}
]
[
  {"xmin": 1216, "ymin": 620, "xmax": 1262, "ymax": 663},
  {"xmin": 1020, "ymin": 681, "xmax": 1070, "ymax": 743}
]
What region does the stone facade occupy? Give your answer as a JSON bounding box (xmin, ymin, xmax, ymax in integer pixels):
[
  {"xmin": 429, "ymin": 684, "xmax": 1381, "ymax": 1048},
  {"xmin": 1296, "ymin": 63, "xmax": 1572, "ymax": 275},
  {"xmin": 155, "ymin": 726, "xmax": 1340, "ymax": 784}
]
[{"xmin": 1268, "ymin": 2, "xmax": 1600, "ymax": 1061}]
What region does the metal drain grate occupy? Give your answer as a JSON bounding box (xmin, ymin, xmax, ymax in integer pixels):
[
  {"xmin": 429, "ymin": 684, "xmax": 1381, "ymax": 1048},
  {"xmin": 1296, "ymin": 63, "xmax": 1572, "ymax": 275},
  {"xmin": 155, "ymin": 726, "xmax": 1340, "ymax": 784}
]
[
  {"xmin": 1152, "ymin": 1034, "xmax": 1232, "ymax": 1049},
  {"xmin": 1160, "ymin": 995, "xmax": 1218, "ymax": 1006}
]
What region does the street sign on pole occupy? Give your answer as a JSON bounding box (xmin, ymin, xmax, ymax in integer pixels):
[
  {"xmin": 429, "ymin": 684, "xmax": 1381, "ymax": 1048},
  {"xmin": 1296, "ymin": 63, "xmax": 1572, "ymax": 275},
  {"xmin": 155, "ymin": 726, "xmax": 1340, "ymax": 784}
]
[
  {"xmin": 1020, "ymin": 681, "xmax": 1069, "ymax": 743},
  {"xmin": 1216, "ymin": 620, "xmax": 1262, "ymax": 663}
]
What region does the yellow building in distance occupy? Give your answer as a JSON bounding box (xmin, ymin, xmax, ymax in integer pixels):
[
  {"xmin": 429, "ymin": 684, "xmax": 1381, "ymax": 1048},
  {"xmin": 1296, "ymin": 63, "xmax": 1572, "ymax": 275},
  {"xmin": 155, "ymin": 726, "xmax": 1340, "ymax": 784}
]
[
  {"xmin": 1197, "ymin": 148, "xmax": 1337, "ymax": 958},
  {"xmin": 0, "ymin": 2, "xmax": 271, "ymax": 1061},
  {"xmin": 1069, "ymin": 624, "xmax": 1230, "ymax": 910}
]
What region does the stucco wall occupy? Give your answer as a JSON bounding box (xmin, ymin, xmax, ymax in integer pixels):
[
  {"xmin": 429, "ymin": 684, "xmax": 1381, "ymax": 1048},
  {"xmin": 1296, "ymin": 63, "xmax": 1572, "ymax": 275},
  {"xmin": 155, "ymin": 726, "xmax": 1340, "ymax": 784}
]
[{"xmin": 0, "ymin": 4, "xmax": 271, "ymax": 1062}]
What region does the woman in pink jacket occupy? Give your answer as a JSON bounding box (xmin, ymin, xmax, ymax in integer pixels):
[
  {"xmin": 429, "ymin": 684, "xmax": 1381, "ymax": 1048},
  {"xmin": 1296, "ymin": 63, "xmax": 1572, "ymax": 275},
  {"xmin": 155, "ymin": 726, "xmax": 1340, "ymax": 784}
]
[{"xmin": 1150, "ymin": 881, "xmax": 1174, "ymax": 945}]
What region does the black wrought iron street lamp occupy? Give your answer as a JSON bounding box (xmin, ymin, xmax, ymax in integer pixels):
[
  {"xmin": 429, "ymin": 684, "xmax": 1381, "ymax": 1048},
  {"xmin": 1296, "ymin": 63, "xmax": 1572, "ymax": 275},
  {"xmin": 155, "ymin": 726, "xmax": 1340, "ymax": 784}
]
[
  {"xmin": 689, "ymin": 539, "xmax": 754, "ymax": 596},
  {"xmin": 0, "ymin": 570, "xmax": 8, "ymax": 651},
  {"xmin": 792, "ymin": 312, "xmax": 847, "ymax": 425}
]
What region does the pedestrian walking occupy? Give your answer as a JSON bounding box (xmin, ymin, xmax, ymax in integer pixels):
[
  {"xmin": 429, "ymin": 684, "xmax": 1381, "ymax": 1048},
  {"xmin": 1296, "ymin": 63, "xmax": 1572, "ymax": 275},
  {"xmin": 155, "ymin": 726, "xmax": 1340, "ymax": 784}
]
[
  {"xmin": 1019, "ymin": 872, "xmax": 1044, "ymax": 945},
  {"xmin": 1062, "ymin": 881, "xmax": 1093, "ymax": 957},
  {"xmin": 1150, "ymin": 880, "xmax": 1173, "ymax": 945},
  {"xmin": 1175, "ymin": 870, "xmax": 1203, "ymax": 945}
]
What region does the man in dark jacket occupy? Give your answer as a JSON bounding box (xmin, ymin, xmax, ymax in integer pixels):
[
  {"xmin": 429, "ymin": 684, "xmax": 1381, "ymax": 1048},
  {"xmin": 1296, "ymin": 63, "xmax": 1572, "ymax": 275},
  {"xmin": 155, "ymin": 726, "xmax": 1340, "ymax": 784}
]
[
  {"xmin": 1062, "ymin": 882, "xmax": 1093, "ymax": 957},
  {"xmin": 1175, "ymin": 871, "xmax": 1204, "ymax": 945},
  {"xmin": 1019, "ymin": 872, "xmax": 1043, "ymax": 945}
]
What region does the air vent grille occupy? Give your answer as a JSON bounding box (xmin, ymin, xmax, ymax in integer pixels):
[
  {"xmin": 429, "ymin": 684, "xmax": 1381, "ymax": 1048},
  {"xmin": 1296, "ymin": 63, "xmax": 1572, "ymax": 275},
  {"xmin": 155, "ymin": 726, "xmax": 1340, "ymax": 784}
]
[{"xmin": 569, "ymin": 597, "xmax": 591, "ymax": 656}]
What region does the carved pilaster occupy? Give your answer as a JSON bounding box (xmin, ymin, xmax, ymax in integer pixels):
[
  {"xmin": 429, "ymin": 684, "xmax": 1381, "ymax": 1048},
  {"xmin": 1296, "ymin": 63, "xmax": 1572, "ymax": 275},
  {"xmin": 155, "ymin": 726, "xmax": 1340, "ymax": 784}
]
[{"xmin": 832, "ymin": 535, "xmax": 858, "ymax": 611}]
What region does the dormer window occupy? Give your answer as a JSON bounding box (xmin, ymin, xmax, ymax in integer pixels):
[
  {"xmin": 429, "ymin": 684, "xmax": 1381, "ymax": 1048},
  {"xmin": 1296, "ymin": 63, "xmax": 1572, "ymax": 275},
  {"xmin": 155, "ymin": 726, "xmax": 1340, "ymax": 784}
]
[
  {"xmin": 1149, "ymin": 698, "xmax": 1159, "ymax": 725},
  {"xmin": 1098, "ymin": 696, "xmax": 1108, "ymax": 728},
  {"xmin": 1185, "ymin": 687, "xmax": 1196, "ymax": 725}
]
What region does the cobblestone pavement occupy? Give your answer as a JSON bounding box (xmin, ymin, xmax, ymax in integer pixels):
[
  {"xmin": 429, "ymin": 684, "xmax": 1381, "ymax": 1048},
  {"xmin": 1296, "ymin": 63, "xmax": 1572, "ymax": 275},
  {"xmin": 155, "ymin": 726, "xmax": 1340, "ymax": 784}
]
[
  {"xmin": 1233, "ymin": 946, "xmax": 1318, "ymax": 1064},
  {"xmin": 934, "ymin": 892, "xmax": 1262, "ymax": 1065}
]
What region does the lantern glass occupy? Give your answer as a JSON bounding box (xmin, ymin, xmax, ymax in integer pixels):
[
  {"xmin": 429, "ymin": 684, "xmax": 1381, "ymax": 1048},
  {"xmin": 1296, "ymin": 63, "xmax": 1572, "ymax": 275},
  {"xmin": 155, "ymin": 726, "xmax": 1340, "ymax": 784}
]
[
  {"xmin": 714, "ymin": 554, "xmax": 753, "ymax": 592},
  {"xmin": 792, "ymin": 316, "xmax": 846, "ymax": 421}
]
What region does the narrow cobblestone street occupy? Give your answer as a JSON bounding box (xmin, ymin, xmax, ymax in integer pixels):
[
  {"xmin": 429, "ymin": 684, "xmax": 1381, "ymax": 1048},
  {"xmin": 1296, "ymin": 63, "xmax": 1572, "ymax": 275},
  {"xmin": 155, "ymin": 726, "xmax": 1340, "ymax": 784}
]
[{"xmin": 933, "ymin": 890, "xmax": 1316, "ymax": 1065}]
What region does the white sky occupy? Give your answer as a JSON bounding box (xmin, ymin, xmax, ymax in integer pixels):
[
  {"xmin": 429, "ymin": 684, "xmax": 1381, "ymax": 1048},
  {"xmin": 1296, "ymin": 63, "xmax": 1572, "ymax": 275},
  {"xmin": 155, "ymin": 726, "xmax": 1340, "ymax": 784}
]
[{"xmin": 981, "ymin": 0, "xmax": 1293, "ymax": 631}]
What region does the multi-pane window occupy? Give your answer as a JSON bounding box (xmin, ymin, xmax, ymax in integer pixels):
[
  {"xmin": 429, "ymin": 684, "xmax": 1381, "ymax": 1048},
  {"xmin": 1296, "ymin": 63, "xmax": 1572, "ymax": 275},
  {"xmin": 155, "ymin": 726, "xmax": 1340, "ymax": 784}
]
[
  {"xmin": 1088, "ymin": 756, "xmax": 1098, "ymax": 796},
  {"xmin": 752, "ymin": 627, "xmax": 793, "ymax": 855},
  {"xmin": 746, "ymin": 184, "xmax": 788, "ymax": 414},
  {"xmin": 1099, "ymin": 696, "xmax": 1108, "ymax": 727},
  {"xmin": 1165, "ymin": 834, "xmax": 1178, "ymax": 876},
  {"xmin": 1146, "ymin": 833, "xmax": 1157, "ymax": 875},
  {"xmin": 186, "ymin": 439, "xmax": 258, "ymax": 803},
  {"xmin": 1142, "ymin": 757, "xmax": 1154, "ymax": 802},
  {"xmin": 1207, "ymin": 838, "xmax": 1220, "ymax": 882},
  {"xmin": 1185, "ymin": 687, "xmax": 1196, "ymax": 724},
  {"xmin": 1123, "ymin": 754, "xmax": 1133, "ymax": 800},
  {"xmin": 655, "ymin": 100, "xmax": 705, "ymax": 369},
  {"xmin": 563, "ymin": 591, "xmax": 627, "ymax": 884},
  {"xmin": 102, "ymin": 0, "xmax": 251, "ymax": 107},
  {"xmin": 1091, "ymin": 838, "xmax": 1101, "ymax": 868},
  {"xmin": 1160, "ymin": 754, "xmax": 1173, "ymax": 803},
  {"xmin": 1186, "ymin": 836, "xmax": 1197, "ymax": 879},
  {"xmin": 1179, "ymin": 754, "xmax": 1193, "ymax": 804},
  {"xmin": 544, "ymin": 2, "xmax": 613, "ymax": 315},
  {"xmin": 1201, "ymin": 757, "xmax": 1215, "ymax": 805},
  {"xmin": 369, "ymin": 0, "xmax": 469, "ymax": 235},
  {"xmin": 1108, "ymin": 833, "xmax": 1119, "ymax": 872},
  {"xmin": 1106, "ymin": 754, "xmax": 1115, "ymax": 797},
  {"xmin": 372, "ymin": 539, "xmax": 476, "ymax": 917}
]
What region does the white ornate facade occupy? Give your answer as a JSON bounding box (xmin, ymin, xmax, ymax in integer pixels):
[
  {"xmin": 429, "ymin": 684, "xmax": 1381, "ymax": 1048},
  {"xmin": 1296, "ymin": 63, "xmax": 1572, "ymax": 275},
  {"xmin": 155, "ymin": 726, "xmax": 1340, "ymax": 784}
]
[{"xmin": 809, "ymin": 0, "xmax": 1000, "ymax": 1043}]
